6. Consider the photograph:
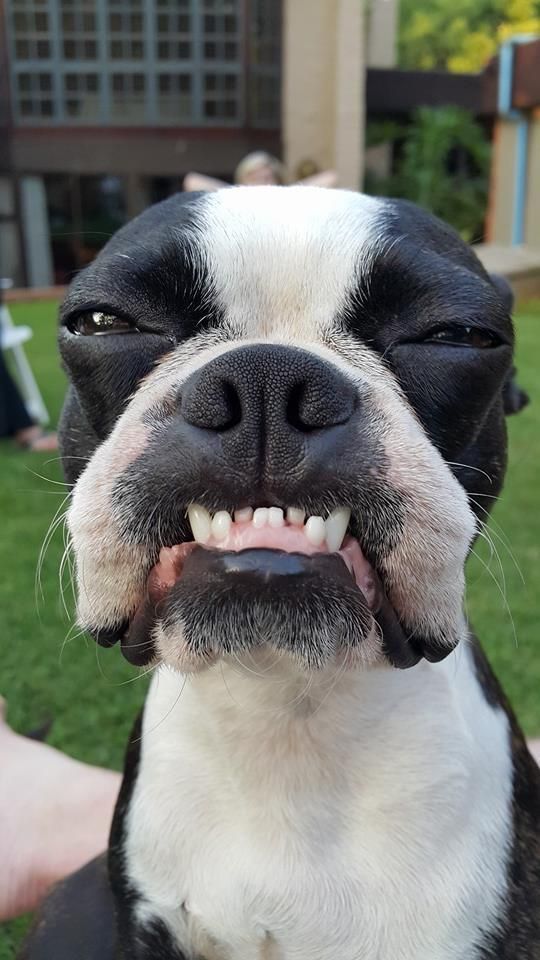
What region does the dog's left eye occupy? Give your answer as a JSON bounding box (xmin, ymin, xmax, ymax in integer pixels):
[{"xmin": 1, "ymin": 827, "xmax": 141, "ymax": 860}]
[
  {"xmin": 68, "ymin": 311, "xmax": 138, "ymax": 336},
  {"xmin": 423, "ymin": 325, "xmax": 501, "ymax": 348}
]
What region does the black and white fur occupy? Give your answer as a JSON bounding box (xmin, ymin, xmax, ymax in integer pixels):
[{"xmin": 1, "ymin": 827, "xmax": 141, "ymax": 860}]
[{"xmin": 22, "ymin": 187, "xmax": 540, "ymax": 960}]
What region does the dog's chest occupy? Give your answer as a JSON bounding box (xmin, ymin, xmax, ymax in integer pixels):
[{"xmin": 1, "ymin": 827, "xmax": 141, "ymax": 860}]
[{"xmin": 124, "ymin": 656, "xmax": 513, "ymax": 960}]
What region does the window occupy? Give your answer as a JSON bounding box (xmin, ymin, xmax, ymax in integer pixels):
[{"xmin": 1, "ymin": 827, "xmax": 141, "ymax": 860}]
[
  {"xmin": 9, "ymin": 0, "xmax": 51, "ymax": 60},
  {"xmin": 61, "ymin": 0, "xmax": 98, "ymax": 60},
  {"xmin": 247, "ymin": 0, "xmax": 281, "ymax": 127},
  {"xmin": 62, "ymin": 72, "xmax": 100, "ymax": 120},
  {"xmin": 157, "ymin": 72, "xmax": 192, "ymax": 121},
  {"xmin": 200, "ymin": 0, "xmax": 242, "ymax": 122},
  {"xmin": 110, "ymin": 72, "xmax": 146, "ymax": 122},
  {"xmin": 14, "ymin": 70, "xmax": 55, "ymax": 119},
  {"xmin": 155, "ymin": 3, "xmax": 192, "ymax": 62},
  {"xmin": 108, "ymin": 0, "xmax": 145, "ymax": 60},
  {"xmin": 7, "ymin": 0, "xmax": 281, "ymax": 127}
]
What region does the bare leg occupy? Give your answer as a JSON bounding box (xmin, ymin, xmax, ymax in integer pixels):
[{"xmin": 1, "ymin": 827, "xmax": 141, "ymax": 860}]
[{"xmin": 0, "ymin": 699, "xmax": 121, "ymax": 921}]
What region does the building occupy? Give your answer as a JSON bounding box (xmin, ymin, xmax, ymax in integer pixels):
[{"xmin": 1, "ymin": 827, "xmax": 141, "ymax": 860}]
[
  {"xmin": 0, "ymin": 0, "xmax": 372, "ymax": 288},
  {"xmin": 0, "ymin": 0, "xmax": 283, "ymax": 285}
]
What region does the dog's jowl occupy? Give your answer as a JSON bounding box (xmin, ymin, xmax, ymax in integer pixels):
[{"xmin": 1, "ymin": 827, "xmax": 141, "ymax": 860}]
[{"xmin": 23, "ymin": 187, "xmax": 539, "ymax": 960}]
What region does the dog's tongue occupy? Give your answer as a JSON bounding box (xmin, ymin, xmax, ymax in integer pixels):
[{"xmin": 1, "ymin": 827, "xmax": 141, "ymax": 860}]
[{"xmin": 147, "ymin": 522, "xmax": 380, "ymax": 611}]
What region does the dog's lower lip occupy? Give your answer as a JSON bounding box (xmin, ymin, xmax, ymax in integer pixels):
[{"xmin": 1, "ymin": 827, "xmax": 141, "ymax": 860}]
[{"xmin": 144, "ymin": 533, "xmax": 382, "ymax": 614}]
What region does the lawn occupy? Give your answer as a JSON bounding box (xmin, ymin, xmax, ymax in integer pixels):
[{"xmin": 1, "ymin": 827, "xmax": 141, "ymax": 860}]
[{"xmin": 1, "ymin": 298, "xmax": 539, "ymax": 956}]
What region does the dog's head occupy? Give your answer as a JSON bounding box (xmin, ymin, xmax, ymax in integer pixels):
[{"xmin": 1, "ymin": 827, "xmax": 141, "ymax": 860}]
[{"xmin": 60, "ymin": 187, "xmax": 516, "ymax": 674}]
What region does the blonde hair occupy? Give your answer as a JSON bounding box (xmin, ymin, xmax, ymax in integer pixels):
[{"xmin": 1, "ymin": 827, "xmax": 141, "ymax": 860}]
[{"xmin": 234, "ymin": 151, "xmax": 287, "ymax": 186}]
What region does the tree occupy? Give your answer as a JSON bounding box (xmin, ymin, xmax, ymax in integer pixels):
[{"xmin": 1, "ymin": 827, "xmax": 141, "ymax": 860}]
[{"xmin": 398, "ymin": 0, "xmax": 540, "ymax": 73}]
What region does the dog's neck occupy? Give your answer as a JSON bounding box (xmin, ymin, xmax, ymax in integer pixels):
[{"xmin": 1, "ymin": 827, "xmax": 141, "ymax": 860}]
[
  {"xmin": 140, "ymin": 635, "xmax": 502, "ymax": 794},
  {"xmin": 125, "ymin": 637, "xmax": 513, "ymax": 960}
]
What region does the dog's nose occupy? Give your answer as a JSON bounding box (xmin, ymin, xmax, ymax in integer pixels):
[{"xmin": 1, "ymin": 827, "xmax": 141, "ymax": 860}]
[{"xmin": 180, "ymin": 344, "xmax": 356, "ymax": 436}]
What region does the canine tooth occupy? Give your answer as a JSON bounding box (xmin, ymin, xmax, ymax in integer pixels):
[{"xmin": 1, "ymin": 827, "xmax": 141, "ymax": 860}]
[
  {"xmin": 305, "ymin": 516, "xmax": 326, "ymax": 546},
  {"xmin": 187, "ymin": 504, "xmax": 211, "ymax": 544},
  {"xmin": 234, "ymin": 507, "xmax": 253, "ymax": 523},
  {"xmin": 212, "ymin": 510, "xmax": 232, "ymax": 541},
  {"xmin": 268, "ymin": 507, "xmax": 285, "ymax": 528},
  {"xmin": 287, "ymin": 507, "xmax": 305, "ymax": 526},
  {"xmin": 325, "ymin": 507, "xmax": 351, "ymax": 552},
  {"xmin": 253, "ymin": 507, "xmax": 269, "ymax": 528}
]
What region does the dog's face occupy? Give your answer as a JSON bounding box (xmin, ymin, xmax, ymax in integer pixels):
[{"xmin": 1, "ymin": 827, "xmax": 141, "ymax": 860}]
[{"xmin": 60, "ymin": 187, "xmax": 514, "ymax": 675}]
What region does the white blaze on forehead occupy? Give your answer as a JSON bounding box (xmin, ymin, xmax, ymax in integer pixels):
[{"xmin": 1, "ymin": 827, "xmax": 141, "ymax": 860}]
[{"xmin": 199, "ymin": 186, "xmax": 388, "ymax": 339}]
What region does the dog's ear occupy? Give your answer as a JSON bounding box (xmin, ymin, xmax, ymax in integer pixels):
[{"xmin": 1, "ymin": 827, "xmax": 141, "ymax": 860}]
[
  {"xmin": 503, "ymin": 366, "xmax": 530, "ymax": 416},
  {"xmin": 489, "ymin": 274, "xmax": 530, "ymax": 416},
  {"xmin": 490, "ymin": 273, "xmax": 514, "ymax": 313}
]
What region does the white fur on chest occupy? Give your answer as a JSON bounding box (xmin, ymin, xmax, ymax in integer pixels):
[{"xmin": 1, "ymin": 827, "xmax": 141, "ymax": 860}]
[{"xmin": 125, "ymin": 645, "xmax": 512, "ymax": 960}]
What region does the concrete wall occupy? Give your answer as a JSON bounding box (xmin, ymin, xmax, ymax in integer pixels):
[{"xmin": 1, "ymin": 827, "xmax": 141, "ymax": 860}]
[
  {"xmin": 19, "ymin": 176, "xmax": 54, "ymax": 287},
  {"xmin": 283, "ymin": 0, "xmax": 366, "ymax": 190},
  {"xmin": 11, "ymin": 131, "xmax": 280, "ymax": 179}
]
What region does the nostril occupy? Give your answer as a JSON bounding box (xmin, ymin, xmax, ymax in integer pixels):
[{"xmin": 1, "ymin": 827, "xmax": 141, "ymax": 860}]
[
  {"xmin": 286, "ymin": 380, "xmax": 355, "ymax": 432},
  {"xmin": 287, "ymin": 383, "xmax": 317, "ymax": 433},
  {"xmin": 181, "ymin": 375, "xmax": 243, "ymax": 431},
  {"xmin": 218, "ymin": 381, "xmax": 242, "ymax": 431}
]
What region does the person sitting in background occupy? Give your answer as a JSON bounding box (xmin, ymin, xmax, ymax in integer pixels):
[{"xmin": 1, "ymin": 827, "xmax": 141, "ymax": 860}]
[
  {"xmin": 0, "ymin": 349, "xmax": 57, "ymax": 451},
  {"xmin": 183, "ymin": 150, "xmax": 338, "ymax": 193}
]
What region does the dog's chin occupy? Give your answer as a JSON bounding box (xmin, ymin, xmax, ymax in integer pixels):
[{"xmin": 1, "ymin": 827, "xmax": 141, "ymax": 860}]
[
  {"xmin": 156, "ymin": 548, "xmax": 379, "ymax": 673},
  {"xmin": 114, "ymin": 545, "xmax": 430, "ymax": 674}
]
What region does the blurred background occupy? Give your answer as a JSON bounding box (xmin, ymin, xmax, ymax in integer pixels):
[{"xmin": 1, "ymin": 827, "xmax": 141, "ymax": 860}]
[
  {"xmin": 2, "ymin": 0, "xmax": 540, "ymax": 283},
  {"xmin": 1, "ymin": 1, "xmax": 540, "ymax": 952}
]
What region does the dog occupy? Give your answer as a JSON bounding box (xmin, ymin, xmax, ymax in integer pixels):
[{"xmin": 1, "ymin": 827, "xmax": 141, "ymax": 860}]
[{"xmin": 21, "ymin": 187, "xmax": 539, "ymax": 960}]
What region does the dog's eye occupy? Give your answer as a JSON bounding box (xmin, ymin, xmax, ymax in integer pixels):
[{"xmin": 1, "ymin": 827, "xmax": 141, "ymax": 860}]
[
  {"xmin": 68, "ymin": 311, "xmax": 138, "ymax": 336},
  {"xmin": 424, "ymin": 325, "xmax": 500, "ymax": 348}
]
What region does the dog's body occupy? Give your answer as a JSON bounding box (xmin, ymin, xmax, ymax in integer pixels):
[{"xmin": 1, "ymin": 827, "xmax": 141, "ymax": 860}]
[{"xmin": 22, "ymin": 187, "xmax": 540, "ymax": 959}]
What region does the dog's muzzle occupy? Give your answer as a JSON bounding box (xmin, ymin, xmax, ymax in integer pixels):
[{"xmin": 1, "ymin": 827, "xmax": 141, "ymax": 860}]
[
  {"xmin": 74, "ymin": 342, "xmax": 461, "ymax": 674},
  {"xmin": 111, "ymin": 344, "xmax": 400, "ymax": 671}
]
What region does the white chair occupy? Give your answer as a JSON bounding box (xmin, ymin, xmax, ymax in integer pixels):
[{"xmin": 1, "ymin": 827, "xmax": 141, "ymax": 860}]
[{"xmin": 0, "ymin": 278, "xmax": 49, "ymax": 425}]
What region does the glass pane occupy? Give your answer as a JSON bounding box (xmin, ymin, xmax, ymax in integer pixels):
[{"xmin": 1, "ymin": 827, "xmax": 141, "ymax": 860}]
[
  {"xmin": 13, "ymin": 12, "xmax": 29, "ymax": 31},
  {"xmin": 15, "ymin": 39, "xmax": 30, "ymax": 58}
]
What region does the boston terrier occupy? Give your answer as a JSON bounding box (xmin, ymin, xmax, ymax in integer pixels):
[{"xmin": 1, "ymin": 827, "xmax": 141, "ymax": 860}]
[{"xmin": 21, "ymin": 187, "xmax": 539, "ymax": 960}]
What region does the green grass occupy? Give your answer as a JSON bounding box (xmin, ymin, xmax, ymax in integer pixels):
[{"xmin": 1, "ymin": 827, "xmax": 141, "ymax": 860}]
[{"xmin": 1, "ymin": 298, "xmax": 539, "ymax": 956}]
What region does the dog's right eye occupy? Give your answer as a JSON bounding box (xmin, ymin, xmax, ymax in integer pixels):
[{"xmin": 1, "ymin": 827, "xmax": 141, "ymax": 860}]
[{"xmin": 67, "ymin": 311, "xmax": 138, "ymax": 336}]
